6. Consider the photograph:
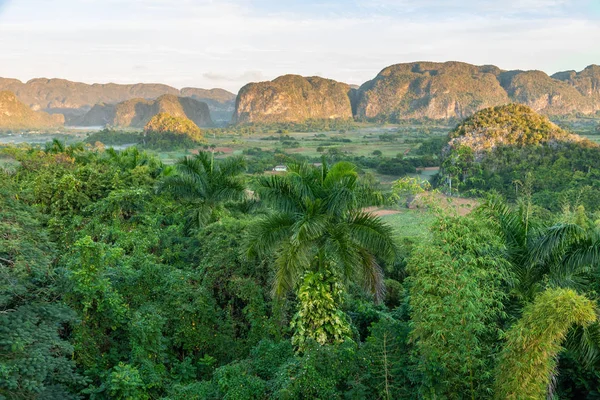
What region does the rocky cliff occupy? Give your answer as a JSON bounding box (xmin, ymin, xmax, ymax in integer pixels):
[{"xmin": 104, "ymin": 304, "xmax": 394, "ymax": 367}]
[
  {"xmin": 498, "ymin": 70, "xmax": 594, "ymax": 115},
  {"xmin": 0, "ymin": 91, "xmax": 64, "ymax": 130},
  {"xmin": 180, "ymin": 88, "xmax": 236, "ymax": 123},
  {"xmin": 0, "ymin": 78, "xmax": 235, "ymax": 124},
  {"xmin": 231, "ymin": 62, "xmax": 600, "ymax": 124},
  {"xmin": 552, "ymin": 65, "xmax": 600, "ymax": 100},
  {"xmin": 75, "ymin": 94, "xmax": 213, "ymax": 128},
  {"xmin": 354, "ymin": 62, "xmax": 600, "ymax": 121},
  {"xmin": 355, "ymin": 62, "xmax": 510, "ymax": 121},
  {"xmin": 233, "ymin": 75, "xmax": 353, "ymax": 124}
]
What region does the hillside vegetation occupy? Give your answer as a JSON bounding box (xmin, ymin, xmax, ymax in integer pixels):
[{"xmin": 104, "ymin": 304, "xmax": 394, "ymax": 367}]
[
  {"xmin": 441, "ymin": 104, "xmax": 600, "ymax": 211},
  {"xmin": 0, "ymin": 91, "xmax": 64, "ymax": 130},
  {"xmin": 447, "ymin": 103, "xmax": 583, "ymax": 153}
]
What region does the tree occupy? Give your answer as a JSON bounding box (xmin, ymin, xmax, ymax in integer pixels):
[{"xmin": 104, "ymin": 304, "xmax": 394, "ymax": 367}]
[
  {"xmin": 407, "ymin": 213, "xmax": 509, "ymax": 399},
  {"xmin": 389, "ymin": 176, "xmax": 431, "ymax": 207},
  {"xmin": 0, "ymin": 179, "xmax": 83, "ymax": 399},
  {"xmin": 247, "ymin": 161, "xmax": 396, "ymax": 348},
  {"xmin": 495, "ymin": 288, "xmax": 596, "ymax": 399},
  {"xmin": 158, "ymin": 151, "xmax": 247, "ymax": 229}
]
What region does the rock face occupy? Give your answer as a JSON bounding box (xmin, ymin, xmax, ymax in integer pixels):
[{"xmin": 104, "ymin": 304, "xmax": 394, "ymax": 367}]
[
  {"xmin": 233, "ymin": 75, "xmax": 353, "ymax": 124},
  {"xmin": 75, "ymin": 95, "xmax": 213, "ymax": 128},
  {"xmin": 354, "ymin": 62, "xmax": 600, "ymax": 121},
  {"xmin": 0, "ymin": 78, "xmax": 235, "ymax": 124},
  {"xmin": 356, "ymin": 62, "xmax": 510, "ymax": 121},
  {"xmin": 0, "ymin": 91, "xmax": 64, "ymax": 130},
  {"xmin": 180, "ymin": 88, "xmax": 236, "ymax": 123},
  {"xmin": 552, "ymin": 65, "xmax": 600, "ymax": 100},
  {"xmin": 498, "ymin": 70, "xmax": 594, "ymax": 115}
]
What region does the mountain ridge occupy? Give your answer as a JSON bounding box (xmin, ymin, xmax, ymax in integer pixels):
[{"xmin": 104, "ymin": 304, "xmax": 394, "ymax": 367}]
[
  {"xmin": 0, "ymin": 91, "xmax": 64, "ymax": 130},
  {"xmin": 72, "ymin": 94, "xmax": 213, "ymax": 128},
  {"xmin": 0, "ymin": 77, "xmax": 236, "ymax": 124},
  {"xmin": 234, "ymin": 62, "xmax": 600, "ymax": 124}
]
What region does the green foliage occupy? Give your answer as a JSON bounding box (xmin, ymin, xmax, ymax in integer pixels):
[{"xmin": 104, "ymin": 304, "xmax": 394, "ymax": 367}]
[
  {"xmin": 407, "ymin": 214, "xmax": 509, "ymax": 399},
  {"xmin": 6, "ymin": 131, "xmax": 600, "ymax": 399},
  {"xmin": 158, "ymin": 151, "xmax": 247, "ymax": 229},
  {"xmin": 449, "ymin": 104, "xmax": 569, "ymax": 146},
  {"xmin": 495, "ymin": 288, "xmax": 597, "ymax": 399},
  {"xmin": 84, "ymin": 129, "xmax": 142, "ymax": 146},
  {"xmin": 0, "ymin": 179, "xmax": 83, "ymax": 399},
  {"xmin": 389, "ymin": 176, "xmax": 431, "ymax": 205},
  {"xmin": 358, "ymin": 316, "xmax": 413, "ymax": 399},
  {"xmin": 248, "ymin": 160, "xmax": 396, "ymax": 347},
  {"xmin": 106, "ymin": 363, "xmax": 149, "ymax": 400},
  {"xmin": 290, "ymin": 268, "xmax": 352, "ymax": 349}
]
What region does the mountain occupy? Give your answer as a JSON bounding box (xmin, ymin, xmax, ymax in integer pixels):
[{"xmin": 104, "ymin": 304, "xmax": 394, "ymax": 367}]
[
  {"xmin": 0, "ymin": 91, "xmax": 64, "ymax": 130},
  {"xmin": 233, "ymin": 75, "xmax": 354, "ymax": 124},
  {"xmin": 144, "ymin": 113, "xmax": 203, "ymax": 140},
  {"xmin": 0, "ymin": 78, "xmax": 235, "ymax": 124},
  {"xmin": 355, "ymin": 62, "xmax": 510, "ymax": 121},
  {"xmin": 498, "ymin": 70, "xmax": 594, "ymax": 115},
  {"xmin": 180, "ymin": 88, "xmax": 236, "ymax": 123},
  {"xmin": 74, "ymin": 94, "xmax": 213, "ymax": 128},
  {"xmin": 551, "ymin": 65, "xmax": 600, "ymax": 99},
  {"xmin": 355, "ymin": 62, "xmax": 600, "ymax": 121},
  {"xmin": 446, "ymin": 103, "xmax": 585, "ymax": 155},
  {"xmin": 231, "ymin": 62, "xmax": 600, "ymax": 124}
]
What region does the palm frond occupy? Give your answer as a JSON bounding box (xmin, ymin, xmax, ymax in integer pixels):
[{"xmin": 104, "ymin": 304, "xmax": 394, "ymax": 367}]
[
  {"xmin": 346, "ymin": 211, "xmax": 397, "ymax": 261},
  {"xmin": 157, "ymin": 174, "xmax": 204, "ymax": 200},
  {"xmin": 256, "ymin": 174, "xmax": 303, "ymax": 214},
  {"xmin": 531, "ymin": 223, "xmax": 586, "ymax": 266},
  {"xmin": 272, "ymin": 239, "xmax": 312, "ymax": 298},
  {"xmin": 246, "ymin": 213, "xmax": 297, "ymax": 258},
  {"xmin": 356, "ymin": 247, "xmax": 385, "ymax": 302},
  {"xmin": 566, "ymin": 322, "xmax": 600, "ymax": 368}
]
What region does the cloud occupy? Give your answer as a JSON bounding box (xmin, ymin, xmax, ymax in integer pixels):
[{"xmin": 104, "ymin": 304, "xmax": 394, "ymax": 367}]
[
  {"xmin": 0, "ymin": 0, "xmax": 597, "ymax": 92},
  {"xmin": 203, "ymin": 71, "xmax": 266, "ymax": 83}
]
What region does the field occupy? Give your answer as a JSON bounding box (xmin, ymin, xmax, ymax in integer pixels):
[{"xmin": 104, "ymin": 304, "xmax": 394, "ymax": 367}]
[
  {"xmin": 0, "ymin": 123, "xmax": 451, "ymax": 185},
  {"xmin": 375, "ymin": 192, "xmax": 479, "ymax": 240}
]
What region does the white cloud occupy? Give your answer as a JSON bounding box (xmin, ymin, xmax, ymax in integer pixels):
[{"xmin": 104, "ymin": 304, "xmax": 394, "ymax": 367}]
[{"xmin": 0, "ymin": 0, "xmax": 597, "ymax": 92}]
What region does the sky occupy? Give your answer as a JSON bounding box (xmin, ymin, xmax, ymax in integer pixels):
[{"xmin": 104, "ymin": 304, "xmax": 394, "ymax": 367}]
[{"xmin": 0, "ymin": 0, "xmax": 599, "ymax": 93}]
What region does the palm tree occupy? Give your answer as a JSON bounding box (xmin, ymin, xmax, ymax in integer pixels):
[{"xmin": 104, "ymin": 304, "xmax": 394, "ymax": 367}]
[
  {"xmin": 158, "ymin": 151, "xmax": 247, "ymax": 229},
  {"xmin": 482, "ymin": 197, "xmax": 600, "ymax": 385},
  {"xmin": 480, "ymin": 196, "xmax": 544, "ymax": 305},
  {"xmin": 44, "ymin": 138, "xmax": 66, "ymax": 154},
  {"xmin": 247, "ymin": 160, "xmax": 396, "ymax": 347}
]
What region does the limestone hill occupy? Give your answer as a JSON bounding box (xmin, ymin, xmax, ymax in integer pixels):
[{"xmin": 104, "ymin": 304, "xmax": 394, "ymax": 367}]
[
  {"xmin": 233, "ymin": 75, "xmax": 354, "ymax": 124},
  {"xmin": 356, "ymin": 62, "xmax": 510, "ymax": 121},
  {"xmin": 446, "ymin": 104, "xmax": 585, "ymax": 154},
  {"xmin": 0, "ymin": 77, "xmax": 235, "ymax": 124},
  {"xmin": 75, "ymin": 95, "xmax": 213, "ymax": 128},
  {"xmin": 232, "ymin": 62, "xmax": 600, "ymax": 124},
  {"xmin": 355, "ymin": 62, "xmax": 600, "ymax": 122},
  {"xmin": 0, "ymin": 91, "xmax": 64, "ymax": 130}
]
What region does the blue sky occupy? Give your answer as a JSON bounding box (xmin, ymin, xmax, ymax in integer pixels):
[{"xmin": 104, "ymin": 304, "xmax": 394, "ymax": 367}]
[{"xmin": 0, "ymin": 0, "xmax": 598, "ymax": 93}]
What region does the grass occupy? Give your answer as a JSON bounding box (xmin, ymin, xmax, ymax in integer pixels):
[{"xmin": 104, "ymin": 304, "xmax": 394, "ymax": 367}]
[{"xmin": 380, "ymin": 209, "xmax": 436, "ymax": 240}]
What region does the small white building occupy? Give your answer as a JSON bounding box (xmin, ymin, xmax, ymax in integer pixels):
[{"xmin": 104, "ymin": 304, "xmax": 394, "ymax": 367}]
[{"xmin": 273, "ymin": 165, "xmax": 287, "ymax": 172}]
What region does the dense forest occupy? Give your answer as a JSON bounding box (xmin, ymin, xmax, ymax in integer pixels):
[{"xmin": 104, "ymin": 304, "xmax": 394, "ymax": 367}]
[{"xmin": 3, "ymin": 106, "xmax": 600, "ymax": 398}]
